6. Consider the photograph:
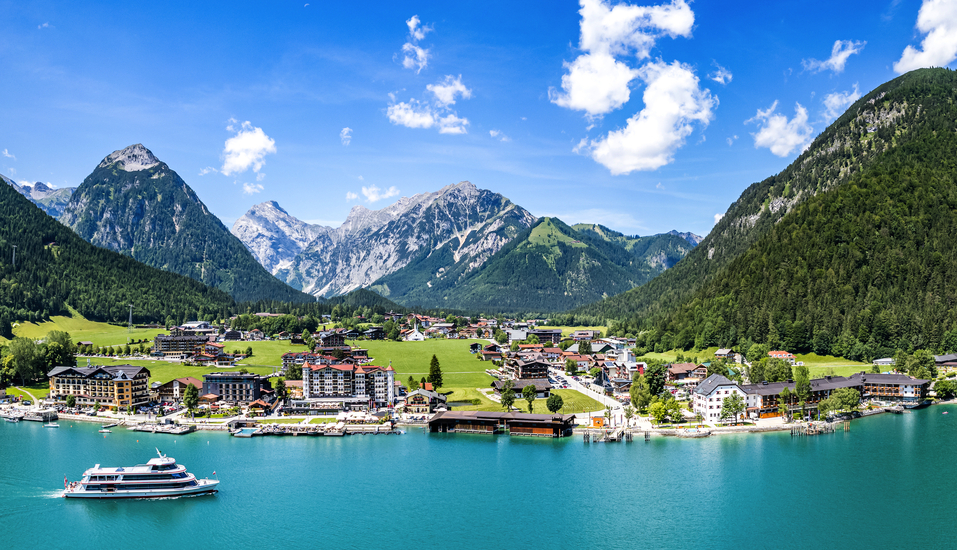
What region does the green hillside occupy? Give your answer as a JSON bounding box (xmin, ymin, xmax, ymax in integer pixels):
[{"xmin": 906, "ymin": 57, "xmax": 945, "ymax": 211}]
[
  {"xmin": 60, "ymin": 144, "xmax": 313, "ymax": 304},
  {"xmin": 0, "ymin": 177, "xmax": 236, "ymax": 335},
  {"xmin": 587, "ymin": 68, "xmax": 957, "ymax": 360}
]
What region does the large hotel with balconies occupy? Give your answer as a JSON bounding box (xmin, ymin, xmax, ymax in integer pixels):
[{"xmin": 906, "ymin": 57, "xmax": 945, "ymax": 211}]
[{"xmin": 48, "ymin": 364, "xmax": 151, "ymax": 408}]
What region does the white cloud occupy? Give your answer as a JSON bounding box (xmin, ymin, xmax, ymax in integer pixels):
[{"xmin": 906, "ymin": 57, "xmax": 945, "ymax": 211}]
[
  {"xmin": 550, "ymin": 53, "xmax": 639, "ymax": 116},
  {"xmin": 401, "ymin": 15, "xmax": 432, "ymax": 73},
  {"xmin": 802, "ymin": 40, "xmax": 866, "ymax": 73},
  {"xmin": 346, "ymin": 191, "xmax": 359, "ymax": 201},
  {"xmin": 894, "ymin": 0, "xmax": 957, "ymax": 73},
  {"xmin": 407, "ymin": 15, "xmax": 431, "ymax": 42},
  {"xmin": 708, "ymin": 62, "xmax": 732, "ymax": 84},
  {"xmin": 1, "ymin": 149, "xmax": 14, "ymax": 160},
  {"xmin": 714, "ymin": 213, "xmax": 724, "ymax": 224},
  {"xmin": 221, "ymin": 121, "xmax": 276, "ymax": 176},
  {"xmin": 550, "ymin": 0, "xmax": 694, "ymax": 118},
  {"xmin": 427, "ymin": 75, "xmax": 472, "ymax": 106},
  {"xmin": 7, "ymin": 168, "xmax": 14, "ymax": 175},
  {"xmin": 438, "ymin": 114, "xmax": 469, "ymax": 134},
  {"xmin": 726, "ymin": 134, "xmax": 738, "ymax": 146},
  {"xmin": 361, "ymin": 185, "xmax": 400, "ymax": 203},
  {"xmin": 747, "ymin": 101, "xmax": 814, "ymax": 157},
  {"xmin": 242, "ymin": 182, "xmax": 264, "ymax": 195},
  {"xmin": 582, "ymin": 60, "xmax": 716, "ymax": 175},
  {"xmin": 358, "ymin": 175, "xmax": 364, "ymax": 181},
  {"xmin": 490, "ymin": 130, "xmax": 511, "ymax": 142},
  {"xmin": 387, "ymin": 99, "xmax": 437, "ymax": 129},
  {"xmin": 256, "ymin": 172, "xmax": 265, "ymax": 181},
  {"xmin": 340, "ymin": 127, "xmax": 353, "ymax": 146},
  {"xmin": 198, "ymin": 166, "xmax": 218, "ymax": 176},
  {"xmin": 38, "ymin": 22, "xmax": 50, "ymax": 29},
  {"xmin": 656, "ymin": 182, "xmax": 664, "ymax": 189},
  {"xmin": 822, "ymin": 84, "xmax": 861, "ymax": 122}
]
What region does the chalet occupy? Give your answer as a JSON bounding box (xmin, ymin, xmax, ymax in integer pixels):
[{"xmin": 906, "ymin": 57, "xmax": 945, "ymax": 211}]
[
  {"xmin": 247, "ymin": 329, "xmax": 265, "ymax": 341},
  {"xmin": 491, "ymin": 379, "xmax": 551, "ymax": 399},
  {"xmin": 715, "ymin": 348, "xmax": 735, "ymax": 360},
  {"xmin": 541, "ymin": 347, "xmax": 563, "ymax": 361},
  {"xmin": 319, "ymin": 331, "xmax": 346, "ymax": 347},
  {"xmin": 667, "ymin": 363, "xmax": 707, "ymax": 381},
  {"xmin": 343, "ymin": 329, "xmax": 362, "ymax": 340},
  {"xmin": 363, "ymin": 326, "xmax": 386, "ymax": 340},
  {"xmin": 223, "ymin": 330, "xmax": 242, "ymax": 341},
  {"xmin": 405, "ymin": 388, "xmax": 447, "ymax": 414},
  {"xmin": 481, "ymin": 350, "xmax": 502, "ymax": 361},
  {"xmin": 767, "ymin": 350, "xmax": 796, "ymax": 364},
  {"xmin": 503, "ymin": 359, "xmax": 550, "ymax": 380},
  {"xmin": 563, "ymin": 354, "xmax": 591, "ymax": 370},
  {"xmin": 432, "ymin": 323, "xmax": 455, "ymax": 335},
  {"xmin": 572, "ymin": 330, "xmax": 600, "ymax": 341},
  {"xmin": 470, "ymin": 343, "xmax": 483, "ymax": 354}
]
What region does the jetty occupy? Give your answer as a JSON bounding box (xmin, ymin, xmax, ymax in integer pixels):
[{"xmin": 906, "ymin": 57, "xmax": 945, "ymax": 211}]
[
  {"xmin": 230, "ymin": 421, "xmax": 401, "ymax": 437},
  {"xmin": 130, "ymin": 423, "xmax": 195, "ymax": 435}
]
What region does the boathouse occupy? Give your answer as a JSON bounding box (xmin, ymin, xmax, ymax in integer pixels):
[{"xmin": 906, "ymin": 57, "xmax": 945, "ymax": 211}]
[{"xmin": 428, "ymin": 411, "xmax": 576, "ymax": 437}]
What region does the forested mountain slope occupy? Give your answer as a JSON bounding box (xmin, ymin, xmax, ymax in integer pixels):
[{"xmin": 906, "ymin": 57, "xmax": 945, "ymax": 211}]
[
  {"xmin": 60, "ymin": 144, "xmax": 313, "ymax": 303},
  {"xmin": 0, "ymin": 175, "xmax": 235, "ymax": 336},
  {"xmin": 587, "ymin": 68, "xmax": 957, "ymax": 359},
  {"xmin": 577, "ymin": 68, "xmax": 957, "ymax": 330}
]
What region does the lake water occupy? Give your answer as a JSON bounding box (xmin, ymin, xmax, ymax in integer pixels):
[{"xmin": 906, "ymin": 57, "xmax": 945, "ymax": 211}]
[{"xmin": 1, "ymin": 407, "xmax": 954, "ymax": 549}]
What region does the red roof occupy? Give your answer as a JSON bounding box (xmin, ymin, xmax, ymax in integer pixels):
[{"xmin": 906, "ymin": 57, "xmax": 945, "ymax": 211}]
[{"xmin": 423, "ymin": 382, "xmax": 434, "ymax": 391}]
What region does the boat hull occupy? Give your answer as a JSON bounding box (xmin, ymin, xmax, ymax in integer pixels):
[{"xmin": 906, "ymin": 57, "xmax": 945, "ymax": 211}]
[{"xmin": 64, "ymin": 480, "xmax": 219, "ymax": 499}]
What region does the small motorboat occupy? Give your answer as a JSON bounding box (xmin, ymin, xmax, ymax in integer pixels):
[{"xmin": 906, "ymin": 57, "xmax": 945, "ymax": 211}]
[
  {"xmin": 44, "ymin": 422, "xmax": 60, "ymax": 428},
  {"xmin": 98, "ymin": 428, "xmax": 111, "ymax": 433},
  {"xmin": 943, "ymin": 411, "xmax": 949, "ymax": 415},
  {"xmin": 4, "ymin": 416, "xmax": 20, "ymax": 423}
]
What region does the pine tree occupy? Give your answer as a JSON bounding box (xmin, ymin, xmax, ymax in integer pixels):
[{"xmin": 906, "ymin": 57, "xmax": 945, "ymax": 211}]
[{"xmin": 427, "ymin": 354, "xmax": 443, "ymax": 390}]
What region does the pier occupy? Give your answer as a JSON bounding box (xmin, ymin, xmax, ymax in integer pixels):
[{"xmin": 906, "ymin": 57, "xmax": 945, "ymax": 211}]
[{"xmin": 130, "ymin": 423, "xmax": 195, "ymax": 435}]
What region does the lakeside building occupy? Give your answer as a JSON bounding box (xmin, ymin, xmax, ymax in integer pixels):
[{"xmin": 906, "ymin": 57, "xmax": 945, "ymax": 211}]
[
  {"xmin": 288, "ymin": 362, "xmax": 396, "ymax": 414},
  {"xmin": 202, "ymin": 372, "xmax": 273, "ymax": 404},
  {"xmin": 694, "ymin": 372, "xmax": 931, "ymax": 421},
  {"xmin": 156, "ymin": 377, "xmax": 203, "ymax": 402},
  {"xmin": 48, "ymin": 365, "xmax": 151, "ymax": 408},
  {"xmin": 491, "ymin": 379, "xmax": 551, "ymax": 399},
  {"xmin": 428, "ymin": 411, "xmax": 576, "ymax": 437},
  {"xmin": 405, "ymin": 388, "xmax": 447, "ymax": 414}
]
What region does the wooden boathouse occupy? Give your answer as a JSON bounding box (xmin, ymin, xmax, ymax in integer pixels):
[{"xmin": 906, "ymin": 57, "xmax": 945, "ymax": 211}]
[{"xmin": 428, "ymin": 411, "xmax": 576, "ymax": 438}]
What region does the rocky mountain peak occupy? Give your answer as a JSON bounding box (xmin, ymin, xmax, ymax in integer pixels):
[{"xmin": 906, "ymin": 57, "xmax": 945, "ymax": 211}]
[{"xmin": 97, "ymin": 143, "xmax": 161, "ymax": 172}]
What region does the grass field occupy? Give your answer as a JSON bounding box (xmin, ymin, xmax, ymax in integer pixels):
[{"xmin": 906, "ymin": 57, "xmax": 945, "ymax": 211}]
[
  {"xmin": 235, "ymin": 340, "xmax": 312, "ymax": 368},
  {"xmin": 8, "ymin": 311, "xmax": 166, "ymax": 347},
  {"xmin": 443, "ymin": 387, "xmax": 604, "ymax": 415},
  {"xmin": 308, "ymin": 417, "xmax": 337, "ymax": 424},
  {"xmin": 6, "ymin": 382, "xmax": 51, "ymax": 401},
  {"xmin": 535, "ymin": 326, "xmax": 608, "ymax": 337},
  {"xmin": 360, "ymin": 339, "xmax": 495, "ymax": 388}
]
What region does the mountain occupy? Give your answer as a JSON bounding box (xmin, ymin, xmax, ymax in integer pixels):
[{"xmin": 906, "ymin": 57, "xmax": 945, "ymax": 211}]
[
  {"xmin": 372, "ymin": 217, "xmax": 697, "ymax": 313},
  {"xmin": 59, "ymin": 144, "xmax": 314, "ymax": 304},
  {"xmin": 667, "ymin": 230, "xmax": 704, "ymax": 246},
  {"xmin": 276, "ymin": 181, "xmax": 537, "ymax": 298},
  {"xmin": 231, "ymin": 201, "xmax": 328, "ymax": 274},
  {"xmin": 580, "ymin": 68, "xmax": 957, "ymax": 359},
  {"xmin": 0, "ymin": 175, "xmax": 75, "ymax": 217},
  {"xmin": 0, "ymin": 171, "xmax": 235, "ymax": 335}
]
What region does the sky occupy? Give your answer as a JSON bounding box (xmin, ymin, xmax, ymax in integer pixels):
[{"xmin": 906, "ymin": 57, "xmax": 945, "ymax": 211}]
[{"xmin": 1, "ymin": 0, "xmax": 956, "ymax": 237}]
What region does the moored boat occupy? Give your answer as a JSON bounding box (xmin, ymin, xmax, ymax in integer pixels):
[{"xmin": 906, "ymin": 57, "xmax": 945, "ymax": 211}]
[
  {"xmin": 44, "ymin": 422, "xmax": 60, "ymax": 428},
  {"xmin": 62, "ymin": 448, "xmax": 219, "ymax": 499}
]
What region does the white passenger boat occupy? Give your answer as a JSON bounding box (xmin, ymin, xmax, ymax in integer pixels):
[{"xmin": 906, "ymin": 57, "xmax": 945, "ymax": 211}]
[{"xmin": 62, "ymin": 449, "xmax": 219, "ymax": 499}]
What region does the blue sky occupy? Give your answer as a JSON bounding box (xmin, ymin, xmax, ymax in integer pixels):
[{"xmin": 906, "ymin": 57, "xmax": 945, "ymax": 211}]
[{"xmin": 1, "ymin": 0, "xmax": 956, "ymax": 237}]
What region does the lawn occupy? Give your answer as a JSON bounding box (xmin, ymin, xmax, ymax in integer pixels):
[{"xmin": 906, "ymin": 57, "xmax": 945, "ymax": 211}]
[
  {"xmin": 360, "ymin": 339, "xmax": 495, "ymax": 388},
  {"xmin": 442, "ymin": 387, "xmax": 604, "ymax": 415},
  {"xmin": 6, "ymin": 382, "xmax": 51, "ymax": 401},
  {"xmin": 234, "ymin": 340, "xmax": 312, "ymax": 368},
  {"xmin": 308, "ymin": 417, "xmax": 337, "ymax": 424},
  {"xmin": 9, "ymin": 311, "xmax": 166, "ymax": 347}
]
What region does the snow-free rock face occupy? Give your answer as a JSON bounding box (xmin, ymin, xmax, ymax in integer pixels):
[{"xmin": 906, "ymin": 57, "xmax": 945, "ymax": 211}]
[
  {"xmin": 231, "ymin": 201, "xmax": 330, "ymax": 274},
  {"xmin": 96, "ymin": 143, "xmax": 160, "ymax": 172},
  {"xmin": 1, "ymin": 174, "xmax": 75, "ymax": 217},
  {"xmin": 262, "ymin": 181, "xmax": 537, "ymax": 298},
  {"xmin": 58, "ymin": 144, "xmax": 312, "ymax": 303}
]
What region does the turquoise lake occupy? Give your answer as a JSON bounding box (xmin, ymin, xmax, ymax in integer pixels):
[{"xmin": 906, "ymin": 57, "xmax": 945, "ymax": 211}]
[{"xmin": 1, "ymin": 407, "xmax": 954, "ymax": 549}]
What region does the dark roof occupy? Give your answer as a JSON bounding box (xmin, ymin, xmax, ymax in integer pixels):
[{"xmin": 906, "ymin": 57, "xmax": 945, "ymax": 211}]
[
  {"xmin": 935, "ymin": 353, "xmax": 957, "ymax": 363},
  {"xmin": 48, "ymin": 364, "xmax": 149, "ymax": 379},
  {"xmin": 429, "ymin": 410, "xmax": 575, "ymax": 424},
  {"xmin": 848, "ymin": 372, "xmax": 929, "ymax": 385},
  {"xmin": 693, "ymin": 374, "xmax": 735, "ymax": 396},
  {"xmin": 491, "ymin": 379, "xmax": 551, "ymax": 391}
]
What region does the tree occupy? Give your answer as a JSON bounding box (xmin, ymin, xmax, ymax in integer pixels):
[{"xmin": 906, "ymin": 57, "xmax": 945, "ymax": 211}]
[
  {"xmin": 832, "ymin": 388, "xmax": 861, "ymax": 412},
  {"xmin": 66, "ymin": 394, "xmax": 76, "ymax": 408},
  {"xmin": 495, "ymin": 330, "xmax": 508, "ymax": 345},
  {"xmin": 8, "ymin": 337, "xmax": 41, "ymax": 386},
  {"xmin": 286, "ymin": 363, "xmax": 303, "ymax": 381},
  {"xmin": 546, "ymin": 393, "xmax": 564, "ymax": 413},
  {"xmin": 793, "ymin": 363, "xmax": 811, "ymax": 403},
  {"xmin": 706, "ymin": 359, "xmax": 728, "ymax": 378},
  {"xmin": 935, "ymin": 379, "xmax": 957, "ymax": 400},
  {"xmin": 94, "ymin": 400, "xmax": 101, "ymax": 411},
  {"xmin": 407, "ymin": 376, "xmax": 419, "ymax": 391},
  {"xmin": 747, "ymin": 343, "xmax": 770, "ymax": 364},
  {"xmin": 522, "ymin": 384, "xmax": 537, "ymax": 413},
  {"xmin": 527, "ymin": 334, "xmax": 540, "ymax": 345},
  {"xmin": 778, "ymin": 387, "xmax": 792, "ymax": 421},
  {"xmin": 629, "ymin": 374, "xmax": 653, "ymax": 410},
  {"xmin": 245, "ymin": 346, "xmax": 253, "ymax": 357},
  {"xmin": 275, "ymin": 378, "xmax": 287, "ymax": 400},
  {"xmin": 565, "ymin": 358, "xmax": 579, "ymax": 376},
  {"xmin": 766, "ymin": 358, "xmax": 792, "ymax": 382},
  {"xmin": 427, "ymin": 354, "xmax": 443, "ymax": 390},
  {"xmin": 665, "ymin": 398, "xmax": 684, "ymax": 424},
  {"xmin": 182, "ymin": 383, "xmax": 199, "ymax": 415},
  {"xmin": 720, "ymin": 393, "xmax": 745, "ymax": 423},
  {"xmin": 623, "ymin": 405, "xmax": 635, "ymax": 426},
  {"xmin": 510, "ymin": 341, "xmax": 520, "ymax": 352},
  {"xmin": 579, "ymin": 340, "xmax": 593, "ymax": 355},
  {"xmin": 648, "ymin": 401, "xmax": 668, "ymax": 426},
  {"xmin": 588, "ymin": 367, "xmax": 602, "ymax": 379},
  {"xmin": 45, "ymin": 330, "xmax": 76, "ymax": 365},
  {"xmin": 500, "ymin": 380, "xmax": 516, "ymax": 411},
  {"xmin": 644, "ymin": 361, "xmax": 667, "ymax": 396}
]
